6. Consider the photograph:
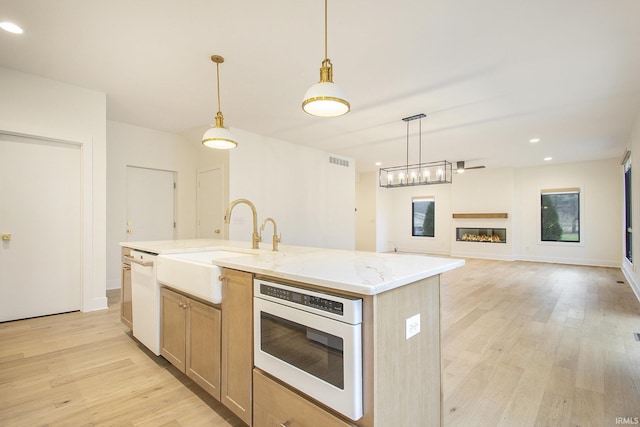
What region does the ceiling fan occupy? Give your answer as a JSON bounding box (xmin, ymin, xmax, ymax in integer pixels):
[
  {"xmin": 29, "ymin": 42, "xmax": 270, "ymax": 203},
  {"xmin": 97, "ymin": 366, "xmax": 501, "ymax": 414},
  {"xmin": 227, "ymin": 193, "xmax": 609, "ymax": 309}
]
[{"xmin": 456, "ymin": 161, "xmax": 486, "ymax": 173}]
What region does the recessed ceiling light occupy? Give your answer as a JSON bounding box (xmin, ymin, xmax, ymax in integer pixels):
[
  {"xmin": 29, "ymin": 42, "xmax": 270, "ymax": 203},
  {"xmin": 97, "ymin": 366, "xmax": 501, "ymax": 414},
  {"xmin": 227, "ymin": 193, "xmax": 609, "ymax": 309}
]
[
  {"xmin": 0, "ymin": 21, "xmax": 24, "ymax": 34},
  {"xmin": 529, "ymin": 138, "xmax": 540, "ymax": 143},
  {"xmin": 375, "ymin": 162, "xmax": 381, "ymax": 166},
  {"xmin": 544, "ymin": 157, "xmax": 552, "ymax": 161}
]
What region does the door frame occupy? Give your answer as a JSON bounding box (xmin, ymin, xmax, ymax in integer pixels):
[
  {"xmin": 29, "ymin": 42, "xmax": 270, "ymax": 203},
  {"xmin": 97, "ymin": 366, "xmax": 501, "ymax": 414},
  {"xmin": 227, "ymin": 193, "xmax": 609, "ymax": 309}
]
[{"xmin": 0, "ymin": 130, "xmax": 99, "ymax": 313}]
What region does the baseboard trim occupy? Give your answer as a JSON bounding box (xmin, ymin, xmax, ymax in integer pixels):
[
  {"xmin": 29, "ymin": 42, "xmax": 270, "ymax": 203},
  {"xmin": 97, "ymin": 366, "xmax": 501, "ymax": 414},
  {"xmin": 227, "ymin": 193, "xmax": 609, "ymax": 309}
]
[
  {"xmin": 514, "ymin": 254, "xmax": 620, "ymax": 268},
  {"xmin": 91, "ymin": 296, "xmax": 108, "ymax": 312},
  {"xmin": 450, "ymin": 251, "xmax": 515, "ymax": 261}
]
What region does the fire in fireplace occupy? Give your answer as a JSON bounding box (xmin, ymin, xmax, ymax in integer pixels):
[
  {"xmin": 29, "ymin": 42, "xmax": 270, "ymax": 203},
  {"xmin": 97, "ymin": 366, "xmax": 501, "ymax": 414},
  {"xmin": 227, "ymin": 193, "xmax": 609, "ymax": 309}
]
[{"xmin": 456, "ymin": 228, "xmax": 506, "ymax": 243}]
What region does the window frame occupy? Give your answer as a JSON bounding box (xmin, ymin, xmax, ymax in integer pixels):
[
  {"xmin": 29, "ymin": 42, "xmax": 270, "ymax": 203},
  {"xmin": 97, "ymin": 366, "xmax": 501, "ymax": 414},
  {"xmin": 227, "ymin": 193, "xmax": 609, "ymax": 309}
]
[
  {"xmin": 624, "ymin": 160, "xmax": 632, "ymax": 263},
  {"xmin": 411, "ymin": 196, "xmax": 435, "ymax": 238},
  {"xmin": 539, "ymin": 188, "xmax": 582, "ymax": 244}
]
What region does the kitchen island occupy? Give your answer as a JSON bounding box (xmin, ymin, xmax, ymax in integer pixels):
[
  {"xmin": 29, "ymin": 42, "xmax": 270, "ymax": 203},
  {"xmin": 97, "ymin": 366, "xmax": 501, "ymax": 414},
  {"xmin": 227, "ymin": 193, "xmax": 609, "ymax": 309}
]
[{"xmin": 120, "ymin": 239, "xmax": 464, "ymax": 427}]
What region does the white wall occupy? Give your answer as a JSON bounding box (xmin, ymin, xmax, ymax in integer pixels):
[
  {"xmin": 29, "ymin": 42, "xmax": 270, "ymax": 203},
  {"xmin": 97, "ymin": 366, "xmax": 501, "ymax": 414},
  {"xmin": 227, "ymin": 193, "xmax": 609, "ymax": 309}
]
[
  {"xmin": 228, "ymin": 128, "xmax": 355, "ymax": 250},
  {"xmin": 106, "ymin": 121, "xmax": 198, "ymax": 288},
  {"xmin": 622, "ymin": 111, "xmax": 640, "ymax": 299},
  {"xmin": 374, "ymin": 158, "xmax": 622, "ymax": 267},
  {"xmin": 375, "ymin": 179, "xmax": 394, "ymax": 252},
  {"xmin": 106, "ymin": 124, "xmax": 357, "ymax": 286},
  {"xmin": 355, "ymin": 172, "xmax": 377, "ymax": 251},
  {"xmin": 451, "ymin": 168, "xmax": 514, "ymax": 260},
  {"xmin": 377, "ymin": 180, "xmax": 452, "ymax": 255},
  {"xmin": 514, "ymin": 159, "xmax": 621, "ymax": 266},
  {"xmin": 0, "ymin": 66, "xmax": 107, "ymax": 312}
]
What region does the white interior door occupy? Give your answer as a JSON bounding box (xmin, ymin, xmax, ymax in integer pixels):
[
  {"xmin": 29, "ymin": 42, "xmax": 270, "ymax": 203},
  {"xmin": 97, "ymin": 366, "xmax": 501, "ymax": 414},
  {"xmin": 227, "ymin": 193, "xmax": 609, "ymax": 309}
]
[
  {"xmin": 197, "ymin": 168, "xmax": 225, "ymax": 239},
  {"xmin": 126, "ymin": 166, "xmax": 175, "ymax": 242},
  {"xmin": 0, "ymin": 136, "xmax": 81, "ymax": 322}
]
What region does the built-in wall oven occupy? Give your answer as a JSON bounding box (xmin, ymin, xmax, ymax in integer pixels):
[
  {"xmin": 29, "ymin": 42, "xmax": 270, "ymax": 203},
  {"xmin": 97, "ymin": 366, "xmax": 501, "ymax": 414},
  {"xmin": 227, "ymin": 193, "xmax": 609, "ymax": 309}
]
[{"xmin": 253, "ymin": 279, "xmax": 363, "ymax": 421}]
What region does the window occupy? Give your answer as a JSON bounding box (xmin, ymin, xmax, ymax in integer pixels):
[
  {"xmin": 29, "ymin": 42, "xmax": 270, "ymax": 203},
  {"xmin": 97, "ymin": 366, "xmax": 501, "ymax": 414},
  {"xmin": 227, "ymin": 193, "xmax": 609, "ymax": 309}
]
[
  {"xmin": 412, "ymin": 197, "xmax": 435, "ymax": 237},
  {"xmin": 541, "ymin": 189, "xmax": 580, "ymax": 242},
  {"xmin": 624, "ymin": 162, "xmax": 632, "ymax": 262}
]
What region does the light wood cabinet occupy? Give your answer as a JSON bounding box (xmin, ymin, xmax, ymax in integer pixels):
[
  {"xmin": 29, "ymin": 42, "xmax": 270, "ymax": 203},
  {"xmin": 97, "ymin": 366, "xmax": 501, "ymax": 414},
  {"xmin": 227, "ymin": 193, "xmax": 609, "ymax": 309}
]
[
  {"xmin": 187, "ymin": 296, "xmax": 221, "ymax": 398},
  {"xmin": 160, "ymin": 287, "xmax": 187, "ymax": 370},
  {"xmin": 221, "ymin": 268, "xmax": 253, "ymax": 425},
  {"xmin": 253, "ymin": 369, "xmax": 355, "ymax": 427},
  {"xmin": 121, "ymin": 263, "xmax": 133, "ymax": 330},
  {"xmin": 120, "ymin": 248, "xmax": 133, "ymax": 330},
  {"xmin": 160, "ymin": 287, "xmax": 221, "ymax": 400}
]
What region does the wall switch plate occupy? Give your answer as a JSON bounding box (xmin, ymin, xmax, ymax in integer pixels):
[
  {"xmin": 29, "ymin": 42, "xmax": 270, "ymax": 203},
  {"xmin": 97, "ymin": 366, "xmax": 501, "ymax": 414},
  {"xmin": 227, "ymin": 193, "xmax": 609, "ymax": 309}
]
[{"xmin": 406, "ymin": 313, "xmax": 421, "ymax": 340}]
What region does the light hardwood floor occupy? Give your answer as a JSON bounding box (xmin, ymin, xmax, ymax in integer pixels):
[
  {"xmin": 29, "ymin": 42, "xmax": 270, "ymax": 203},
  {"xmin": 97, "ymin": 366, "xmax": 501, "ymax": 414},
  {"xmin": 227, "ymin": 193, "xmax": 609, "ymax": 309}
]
[
  {"xmin": 0, "ymin": 291, "xmax": 245, "ymax": 427},
  {"xmin": 441, "ymin": 259, "xmax": 640, "ymax": 427},
  {"xmin": 1, "ymin": 259, "xmax": 639, "ymax": 426}
]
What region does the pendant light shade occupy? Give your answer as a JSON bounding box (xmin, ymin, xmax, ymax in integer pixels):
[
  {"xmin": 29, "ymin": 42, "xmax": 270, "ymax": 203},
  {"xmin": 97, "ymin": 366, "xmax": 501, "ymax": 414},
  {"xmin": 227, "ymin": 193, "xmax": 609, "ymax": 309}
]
[
  {"xmin": 202, "ymin": 55, "xmax": 238, "ymax": 149},
  {"xmin": 302, "ymin": 0, "xmax": 350, "ymax": 117}
]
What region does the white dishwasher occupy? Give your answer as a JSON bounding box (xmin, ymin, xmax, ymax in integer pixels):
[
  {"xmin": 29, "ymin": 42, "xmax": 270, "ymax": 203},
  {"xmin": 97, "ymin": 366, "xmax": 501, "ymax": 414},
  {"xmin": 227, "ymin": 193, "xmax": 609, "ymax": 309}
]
[{"xmin": 129, "ymin": 250, "xmax": 160, "ymax": 355}]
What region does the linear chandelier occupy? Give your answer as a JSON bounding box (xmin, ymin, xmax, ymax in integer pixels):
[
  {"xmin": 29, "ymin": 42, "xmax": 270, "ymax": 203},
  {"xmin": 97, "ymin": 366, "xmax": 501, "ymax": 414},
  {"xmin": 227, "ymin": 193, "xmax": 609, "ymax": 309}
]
[{"xmin": 379, "ymin": 114, "xmax": 452, "ymax": 188}]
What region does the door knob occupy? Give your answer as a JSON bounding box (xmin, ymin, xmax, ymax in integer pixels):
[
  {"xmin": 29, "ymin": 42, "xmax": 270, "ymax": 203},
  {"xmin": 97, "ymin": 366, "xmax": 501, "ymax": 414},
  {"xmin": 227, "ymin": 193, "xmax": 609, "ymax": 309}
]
[
  {"xmin": 214, "ymin": 229, "xmax": 221, "ymax": 234},
  {"xmin": 1, "ymin": 233, "xmax": 11, "ymax": 241},
  {"xmin": 127, "ymin": 228, "xmax": 133, "ymax": 234}
]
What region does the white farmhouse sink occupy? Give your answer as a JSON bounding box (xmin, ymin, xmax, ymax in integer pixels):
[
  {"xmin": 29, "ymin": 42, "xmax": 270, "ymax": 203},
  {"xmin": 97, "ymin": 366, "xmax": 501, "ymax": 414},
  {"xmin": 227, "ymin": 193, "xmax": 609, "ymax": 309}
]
[{"xmin": 156, "ymin": 250, "xmax": 248, "ymax": 303}]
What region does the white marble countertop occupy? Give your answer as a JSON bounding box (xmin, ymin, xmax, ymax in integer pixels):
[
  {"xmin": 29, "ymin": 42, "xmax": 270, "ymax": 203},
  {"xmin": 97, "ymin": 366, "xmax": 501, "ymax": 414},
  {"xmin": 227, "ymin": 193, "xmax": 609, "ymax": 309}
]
[{"xmin": 121, "ymin": 239, "xmax": 465, "ymax": 295}]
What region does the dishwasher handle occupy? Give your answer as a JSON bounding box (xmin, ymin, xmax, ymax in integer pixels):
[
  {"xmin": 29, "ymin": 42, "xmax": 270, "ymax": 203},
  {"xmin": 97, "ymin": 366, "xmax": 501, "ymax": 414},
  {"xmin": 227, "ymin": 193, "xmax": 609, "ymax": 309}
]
[{"xmin": 124, "ymin": 254, "xmax": 154, "ymax": 267}]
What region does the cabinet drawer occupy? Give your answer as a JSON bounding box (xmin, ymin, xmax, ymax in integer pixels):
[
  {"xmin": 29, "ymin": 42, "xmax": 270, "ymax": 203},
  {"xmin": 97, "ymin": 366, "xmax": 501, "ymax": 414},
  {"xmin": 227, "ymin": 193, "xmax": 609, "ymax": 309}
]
[{"xmin": 253, "ymin": 369, "xmax": 355, "ymax": 427}]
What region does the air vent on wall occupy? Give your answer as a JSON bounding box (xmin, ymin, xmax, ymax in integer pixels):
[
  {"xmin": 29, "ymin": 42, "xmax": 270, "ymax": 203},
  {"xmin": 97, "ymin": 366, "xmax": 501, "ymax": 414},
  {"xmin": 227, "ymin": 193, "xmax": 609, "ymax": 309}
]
[{"xmin": 329, "ymin": 156, "xmax": 350, "ymax": 167}]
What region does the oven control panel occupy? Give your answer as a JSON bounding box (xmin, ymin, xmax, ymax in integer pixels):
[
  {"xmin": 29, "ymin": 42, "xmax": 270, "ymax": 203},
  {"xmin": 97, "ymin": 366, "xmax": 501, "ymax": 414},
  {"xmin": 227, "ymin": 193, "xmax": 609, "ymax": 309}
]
[
  {"xmin": 260, "ymin": 283, "xmax": 344, "ymax": 315},
  {"xmin": 254, "ymin": 279, "xmax": 362, "ymax": 324}
]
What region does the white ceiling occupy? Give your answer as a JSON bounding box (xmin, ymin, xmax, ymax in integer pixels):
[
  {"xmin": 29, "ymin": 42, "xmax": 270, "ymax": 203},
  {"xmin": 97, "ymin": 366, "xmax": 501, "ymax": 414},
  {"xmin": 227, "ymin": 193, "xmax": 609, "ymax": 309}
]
[{"xmin": 1, "ymin": 0, "xmax": 639, "ymax": 173}]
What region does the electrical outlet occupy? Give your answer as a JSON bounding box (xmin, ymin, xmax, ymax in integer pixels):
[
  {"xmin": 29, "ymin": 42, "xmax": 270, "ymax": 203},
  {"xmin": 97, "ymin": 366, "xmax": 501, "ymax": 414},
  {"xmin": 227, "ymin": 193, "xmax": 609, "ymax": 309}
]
[{"xmin": 405, "ymin": 313, "xmax": 421, "ymax": 340}]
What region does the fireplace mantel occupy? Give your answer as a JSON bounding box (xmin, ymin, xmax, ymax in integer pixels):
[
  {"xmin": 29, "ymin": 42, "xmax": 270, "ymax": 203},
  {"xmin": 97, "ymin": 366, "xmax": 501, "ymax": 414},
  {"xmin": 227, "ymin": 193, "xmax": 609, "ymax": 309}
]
[{"xmin": 452, "ymin": 213, "xmax": 508, "ymax": 219}]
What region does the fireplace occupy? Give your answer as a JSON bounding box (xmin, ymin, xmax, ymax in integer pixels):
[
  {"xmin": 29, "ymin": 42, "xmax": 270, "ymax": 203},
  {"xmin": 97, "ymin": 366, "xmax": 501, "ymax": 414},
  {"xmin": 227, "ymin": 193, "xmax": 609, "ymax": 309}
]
[{"xmin": 456, "ymin": 227, "xmax": 506, "ymax": 243}]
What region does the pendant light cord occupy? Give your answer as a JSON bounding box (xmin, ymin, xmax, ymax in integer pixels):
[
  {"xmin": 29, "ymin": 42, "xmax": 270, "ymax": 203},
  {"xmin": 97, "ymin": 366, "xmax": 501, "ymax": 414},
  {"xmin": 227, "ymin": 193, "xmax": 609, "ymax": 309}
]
[
  {"xmin": 419, "ymin": 119, "xmax": 423, "ymax": 178},
  {"xmin": 216, "ymin": 62, "xmax": 222, "ymax": 114},
  {"xmin": 419, "ymin": 119, "xmax": 422, "ymax": 164},
  {"xmin": 324, "ymin": 0, "xmax": 328, "ymax": 61},
  {"xmin": 406, "ymin": 120, "xmax": 409, "ymax": 177}
]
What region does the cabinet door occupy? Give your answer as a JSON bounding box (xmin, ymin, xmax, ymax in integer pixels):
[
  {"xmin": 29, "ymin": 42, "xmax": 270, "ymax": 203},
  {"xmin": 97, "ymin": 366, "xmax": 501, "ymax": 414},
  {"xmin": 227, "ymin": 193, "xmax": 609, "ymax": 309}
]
[
  {"xmin": 120, "ymin": 264, "xmax": 133, "ymax": 330},
  {"xmin": 253, "ymin": 370, "xmax": 355, "ymax": 427},
  {"xmin": 221, "ymin": 268, "xmax": 253, "ymax": 424},
  {"xmin": 160, "ymin": 287, "xmax": 186, "ymax": 372},
  {"xmin": 187, "ymin": 298, "xmax": 221, "ymax": 400}
]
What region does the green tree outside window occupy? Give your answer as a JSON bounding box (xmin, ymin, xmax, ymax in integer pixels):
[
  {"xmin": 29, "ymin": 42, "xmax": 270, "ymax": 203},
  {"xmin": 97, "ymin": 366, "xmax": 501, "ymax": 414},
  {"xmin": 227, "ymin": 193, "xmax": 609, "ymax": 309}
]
[{"xmin": 541, "ymin": 191, "xmax": 580, "ymax": 242}]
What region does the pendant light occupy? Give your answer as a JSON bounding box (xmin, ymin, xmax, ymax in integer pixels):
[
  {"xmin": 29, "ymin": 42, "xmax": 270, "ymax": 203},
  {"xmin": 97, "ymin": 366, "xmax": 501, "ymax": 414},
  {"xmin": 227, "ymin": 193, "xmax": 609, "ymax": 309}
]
[
  {"xmin": 202, "ymin": 55, "xmax": 238, "ymax": 149},
  {"xmin": 301, "ymin": 0, "xmax": 350, "ymax": 117}
]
